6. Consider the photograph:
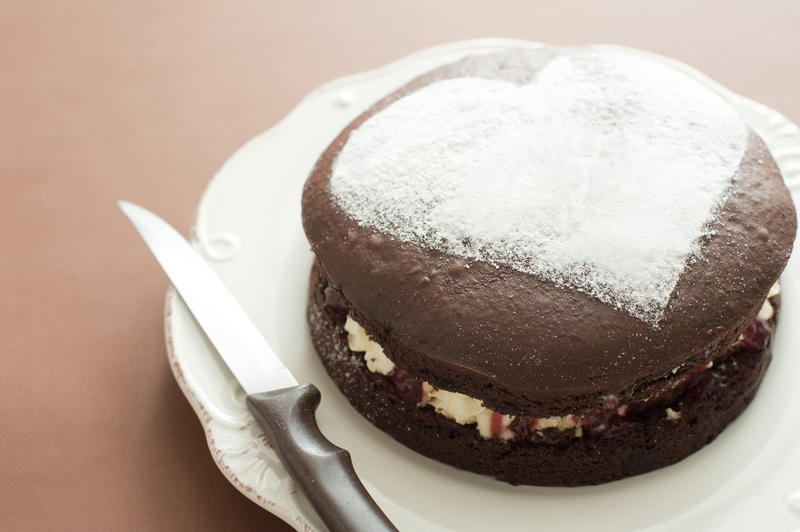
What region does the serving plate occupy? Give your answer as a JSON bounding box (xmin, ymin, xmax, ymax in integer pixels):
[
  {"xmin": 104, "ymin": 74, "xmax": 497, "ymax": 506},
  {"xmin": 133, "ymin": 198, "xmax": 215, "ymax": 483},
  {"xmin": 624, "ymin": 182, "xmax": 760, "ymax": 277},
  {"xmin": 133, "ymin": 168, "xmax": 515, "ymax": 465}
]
[{"xmin": 164, "ymin": 39, "xmax": 800, "ymax": 531}]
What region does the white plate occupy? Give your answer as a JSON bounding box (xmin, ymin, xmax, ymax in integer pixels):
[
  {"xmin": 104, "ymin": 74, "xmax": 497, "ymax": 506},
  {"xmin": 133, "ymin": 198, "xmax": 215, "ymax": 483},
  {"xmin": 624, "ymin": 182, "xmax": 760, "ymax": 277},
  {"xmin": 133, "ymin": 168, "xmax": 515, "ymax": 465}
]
[{"xmin": 164, "ymin": 39, "xmax": 800, "ymax": 531}]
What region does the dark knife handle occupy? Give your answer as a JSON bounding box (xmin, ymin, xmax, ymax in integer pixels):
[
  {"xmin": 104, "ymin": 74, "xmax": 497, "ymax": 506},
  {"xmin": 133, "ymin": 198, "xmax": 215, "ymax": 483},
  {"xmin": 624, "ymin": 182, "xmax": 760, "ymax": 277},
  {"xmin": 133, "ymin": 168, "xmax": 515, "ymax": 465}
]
[{"xmin": 246, "ymin": 384, "xmax": 398, "ymax": 532}]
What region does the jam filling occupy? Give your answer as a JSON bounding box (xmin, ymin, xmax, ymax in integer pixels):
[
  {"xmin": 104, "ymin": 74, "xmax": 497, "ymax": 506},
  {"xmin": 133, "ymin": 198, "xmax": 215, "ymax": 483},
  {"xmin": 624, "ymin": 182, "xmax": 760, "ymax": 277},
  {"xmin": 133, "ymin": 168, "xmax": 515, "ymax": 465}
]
[
  {"xmin": 390, "ymin": 367, "xmax": 424, "ymax": 403},
  {"xmin": 323, "ymin": 282, "xmax": 775, "ymax": 442},
  {"xmin": 738, "ymin": 319, "xmax": 772, "ymax": 352}
]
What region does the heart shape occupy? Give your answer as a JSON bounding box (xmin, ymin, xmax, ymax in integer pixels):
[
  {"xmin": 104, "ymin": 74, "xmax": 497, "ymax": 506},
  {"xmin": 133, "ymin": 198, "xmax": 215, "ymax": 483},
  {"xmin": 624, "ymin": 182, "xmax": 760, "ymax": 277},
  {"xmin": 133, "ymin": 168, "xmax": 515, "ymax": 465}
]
[{"xmin": 330, "ymin": 52, "xmax": 747, "ymax": 323}]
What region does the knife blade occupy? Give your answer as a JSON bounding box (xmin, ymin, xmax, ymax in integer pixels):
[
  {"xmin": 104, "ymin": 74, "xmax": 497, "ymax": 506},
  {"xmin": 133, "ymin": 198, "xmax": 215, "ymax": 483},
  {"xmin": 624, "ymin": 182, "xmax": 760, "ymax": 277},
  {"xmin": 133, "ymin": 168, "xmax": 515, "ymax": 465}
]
[{"xmin": 119, "ymin": 200, "xmax": 397, "ymax": 532}]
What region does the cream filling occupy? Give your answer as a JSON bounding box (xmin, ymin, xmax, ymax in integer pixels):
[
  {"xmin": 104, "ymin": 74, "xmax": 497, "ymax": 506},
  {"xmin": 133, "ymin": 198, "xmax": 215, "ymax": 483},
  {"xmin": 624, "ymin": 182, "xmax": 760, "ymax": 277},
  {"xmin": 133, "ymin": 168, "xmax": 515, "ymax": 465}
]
[
  {"xmin": 758, "ymin": 282, "xmax": 781, "ymax": 321},
  {"xmin": 343, "ymin": 282, "xmax": 780, "ymax": 441}
]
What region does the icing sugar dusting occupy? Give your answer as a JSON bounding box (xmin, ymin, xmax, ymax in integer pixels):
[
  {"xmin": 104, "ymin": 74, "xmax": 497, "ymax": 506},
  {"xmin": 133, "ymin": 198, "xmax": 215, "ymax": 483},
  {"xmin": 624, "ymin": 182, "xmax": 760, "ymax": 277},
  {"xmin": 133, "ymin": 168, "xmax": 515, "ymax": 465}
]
[{"xmin": 330, "ymin": 52, "xmax": 747, "ymax": 324}]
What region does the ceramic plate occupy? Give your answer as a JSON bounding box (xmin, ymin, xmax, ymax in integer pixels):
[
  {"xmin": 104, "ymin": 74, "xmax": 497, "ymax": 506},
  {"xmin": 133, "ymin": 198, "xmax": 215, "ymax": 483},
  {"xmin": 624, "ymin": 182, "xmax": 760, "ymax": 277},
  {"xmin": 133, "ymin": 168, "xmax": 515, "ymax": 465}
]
[{"xmin": 164, "ymin": 39, "xmax": 800, "ymax": 531}]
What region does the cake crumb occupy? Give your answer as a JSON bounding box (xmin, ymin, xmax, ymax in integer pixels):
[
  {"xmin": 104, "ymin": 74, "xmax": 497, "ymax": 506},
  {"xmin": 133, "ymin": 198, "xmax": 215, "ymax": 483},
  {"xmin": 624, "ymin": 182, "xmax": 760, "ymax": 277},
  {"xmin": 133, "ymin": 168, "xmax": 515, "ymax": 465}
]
[{"xmin": 665, "ymin": 407, "xmax": 681, "ymax": 421}]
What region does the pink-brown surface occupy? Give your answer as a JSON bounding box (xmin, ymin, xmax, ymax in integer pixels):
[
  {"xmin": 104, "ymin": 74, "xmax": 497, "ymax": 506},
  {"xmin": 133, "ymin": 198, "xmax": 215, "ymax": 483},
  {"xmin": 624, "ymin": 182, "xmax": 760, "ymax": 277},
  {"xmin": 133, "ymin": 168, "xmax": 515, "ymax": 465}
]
[{"xmin": 2, "ymin": 2, "xmax": 799, "ymax": 530}]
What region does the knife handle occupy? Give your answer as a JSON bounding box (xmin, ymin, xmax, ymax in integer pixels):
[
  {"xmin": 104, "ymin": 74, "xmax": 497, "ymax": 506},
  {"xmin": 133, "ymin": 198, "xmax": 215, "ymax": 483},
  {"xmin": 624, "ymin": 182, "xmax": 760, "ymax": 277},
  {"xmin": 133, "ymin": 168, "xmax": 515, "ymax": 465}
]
[{"xmin": 246, "ymin": 384, "xmax": 398, "ymax": 532}]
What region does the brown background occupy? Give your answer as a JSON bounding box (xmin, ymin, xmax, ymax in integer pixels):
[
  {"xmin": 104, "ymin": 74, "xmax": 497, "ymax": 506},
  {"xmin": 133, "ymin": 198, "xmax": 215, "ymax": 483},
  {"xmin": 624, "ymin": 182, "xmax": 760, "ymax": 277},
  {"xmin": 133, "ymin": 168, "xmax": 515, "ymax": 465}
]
[{"xmin": 2, "ymin": 2, "xmax": 798, "ymax": 530}]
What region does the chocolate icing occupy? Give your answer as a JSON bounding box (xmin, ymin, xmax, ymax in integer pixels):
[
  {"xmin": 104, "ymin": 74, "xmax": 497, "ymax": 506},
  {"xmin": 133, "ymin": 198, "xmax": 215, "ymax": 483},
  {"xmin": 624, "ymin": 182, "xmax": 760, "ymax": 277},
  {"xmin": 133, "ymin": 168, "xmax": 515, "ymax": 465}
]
[{"xmin": 302, "ymin": 47, "xmax": 796, "ymax": 415}]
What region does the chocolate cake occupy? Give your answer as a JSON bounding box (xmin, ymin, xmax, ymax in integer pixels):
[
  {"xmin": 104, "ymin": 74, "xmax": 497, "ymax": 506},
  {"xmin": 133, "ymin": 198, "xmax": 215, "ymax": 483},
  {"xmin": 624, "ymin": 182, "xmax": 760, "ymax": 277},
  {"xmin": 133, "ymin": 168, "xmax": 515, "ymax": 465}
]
[{"xmin": 301, "ymin": 46, "xmax": 797, "ymax": 486}]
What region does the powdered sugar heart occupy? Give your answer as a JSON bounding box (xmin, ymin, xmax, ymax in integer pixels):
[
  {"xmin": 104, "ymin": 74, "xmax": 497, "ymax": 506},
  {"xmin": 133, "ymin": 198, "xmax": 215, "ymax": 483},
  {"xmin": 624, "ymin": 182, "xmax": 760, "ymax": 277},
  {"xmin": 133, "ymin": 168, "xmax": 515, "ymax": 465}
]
[{"xmin": 330, "ymin": 52, "xmax": 747, "ymax": 324}]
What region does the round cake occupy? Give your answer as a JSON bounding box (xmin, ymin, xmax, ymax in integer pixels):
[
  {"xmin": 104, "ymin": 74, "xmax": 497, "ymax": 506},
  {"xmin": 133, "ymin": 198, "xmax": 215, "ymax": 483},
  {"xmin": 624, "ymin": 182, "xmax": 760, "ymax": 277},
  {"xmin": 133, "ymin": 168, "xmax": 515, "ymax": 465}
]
[{"xmin": 301, "ymin": 46, "xmax": 797, "ymax": 486}]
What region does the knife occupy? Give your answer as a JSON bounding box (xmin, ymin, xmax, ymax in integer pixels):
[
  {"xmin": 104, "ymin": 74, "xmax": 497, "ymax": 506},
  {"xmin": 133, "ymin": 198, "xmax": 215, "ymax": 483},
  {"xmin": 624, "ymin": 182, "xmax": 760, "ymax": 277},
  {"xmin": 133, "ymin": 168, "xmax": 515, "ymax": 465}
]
[{"xmin": 118, "ymin": 200, "xmax": 398, "ymax": 532}]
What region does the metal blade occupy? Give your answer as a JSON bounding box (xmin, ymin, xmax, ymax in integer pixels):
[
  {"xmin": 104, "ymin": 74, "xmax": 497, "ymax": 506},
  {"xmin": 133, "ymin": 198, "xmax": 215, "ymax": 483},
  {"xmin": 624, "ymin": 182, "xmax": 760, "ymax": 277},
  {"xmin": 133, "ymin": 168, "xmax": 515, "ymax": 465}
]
[{"xmin": 119, "ymin": 200, "xmax": 297, "ymax": 394}]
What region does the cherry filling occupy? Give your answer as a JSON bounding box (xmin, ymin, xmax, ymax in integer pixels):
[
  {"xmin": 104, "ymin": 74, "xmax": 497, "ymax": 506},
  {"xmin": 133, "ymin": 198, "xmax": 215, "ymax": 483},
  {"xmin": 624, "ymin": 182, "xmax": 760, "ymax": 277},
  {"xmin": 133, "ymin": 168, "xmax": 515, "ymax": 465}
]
[
  {"xmin": 737, "ymin": 319, "xmax": 772, "ymax": 352},
  {"xmin": 490, "ymin": 412, "xmax": 507, "ymax": 436},
  {"xmin": 509, "ymin": 416, "xmax": 534, "ymax": 441},
  {"xmin": 390, "ymin": 367, "xmax": 423, "ymax": 403}
]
